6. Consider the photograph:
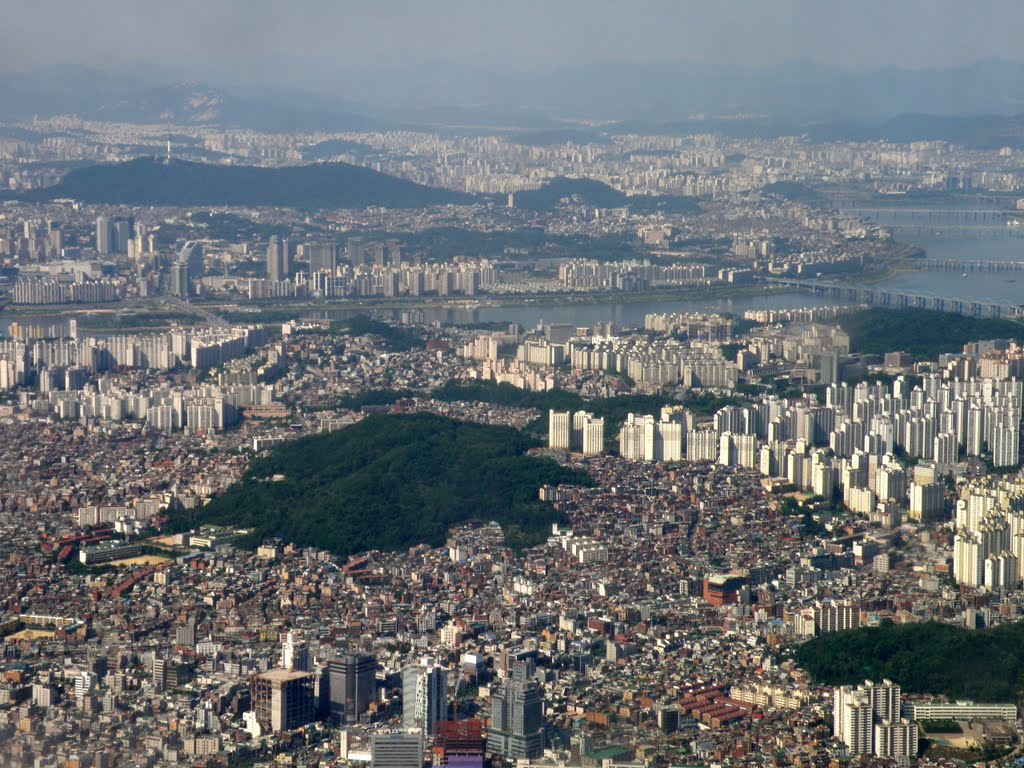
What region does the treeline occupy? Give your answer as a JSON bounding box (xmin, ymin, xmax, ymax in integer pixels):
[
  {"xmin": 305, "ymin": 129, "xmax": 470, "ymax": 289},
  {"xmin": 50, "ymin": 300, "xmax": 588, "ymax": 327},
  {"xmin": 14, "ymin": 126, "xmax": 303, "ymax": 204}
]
[
  {"xmin": 795, "ymin": 621, "xmax": 1024, "ymax": 702},
  {"xmin": 175, "ymin": 413, "xmax": 592, "ymax": 556},
  {"xmin": 335, "ymin": 315, "xmax": 425, "ymax": 352},
  {"xmin": 336, "ymin": 389, "xmax": 414, "ymax": 410},
  {"xmin": 837, "ymin": 308, "xmax": 1024, "ymax": 359}
]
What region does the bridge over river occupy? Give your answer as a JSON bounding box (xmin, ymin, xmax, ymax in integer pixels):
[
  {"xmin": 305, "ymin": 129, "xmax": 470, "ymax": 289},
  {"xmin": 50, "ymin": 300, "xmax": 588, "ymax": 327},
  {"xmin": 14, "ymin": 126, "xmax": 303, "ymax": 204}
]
[{"xmin": 766, "ymin": 277, "xmax": 1024, "ymax": 319}]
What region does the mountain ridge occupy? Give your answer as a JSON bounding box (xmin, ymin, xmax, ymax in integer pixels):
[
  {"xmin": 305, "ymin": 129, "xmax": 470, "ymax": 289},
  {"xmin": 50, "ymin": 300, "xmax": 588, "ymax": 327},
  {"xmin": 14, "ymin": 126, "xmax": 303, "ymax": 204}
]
[{"xmin": 21, "ymin": 157, "xmax": 473, "ymax": 209}]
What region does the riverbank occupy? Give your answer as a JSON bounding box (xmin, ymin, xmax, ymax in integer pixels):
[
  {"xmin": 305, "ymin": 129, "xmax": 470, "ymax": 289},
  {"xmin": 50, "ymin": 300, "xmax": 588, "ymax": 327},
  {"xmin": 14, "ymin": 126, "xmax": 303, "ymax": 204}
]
[
  {"xmin": 2, "ymin": 283, "xmax": 796, "ymax": 333},
  {"xmin": 1, "ymin": 286, "xmax": 848, "ymax": 336}
]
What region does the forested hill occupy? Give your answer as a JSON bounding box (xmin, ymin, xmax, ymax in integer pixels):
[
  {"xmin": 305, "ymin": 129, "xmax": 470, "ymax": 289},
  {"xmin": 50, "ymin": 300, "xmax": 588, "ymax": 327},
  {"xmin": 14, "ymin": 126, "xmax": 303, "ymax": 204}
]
[
  {"xmin": 22, "ymin": 158, "xmax": 701, "ymax": 213},
  {"xmin": 508, "ymin": 176, "xmax": 699, "ymax": 214},
  {"xmin": 837, "ymin": 308, "xmax": 1024, "ymax": 359},
  {"xmin": 23, "ymin": 157, "xmax": 473, "ymax": 209},
  {"xmin": 795, "ymin": 622, "xmax": 1024, "ymax": 702},
  {"xmin": 176, "ymin": 413, "xmax": 592, "ymax": 556}
]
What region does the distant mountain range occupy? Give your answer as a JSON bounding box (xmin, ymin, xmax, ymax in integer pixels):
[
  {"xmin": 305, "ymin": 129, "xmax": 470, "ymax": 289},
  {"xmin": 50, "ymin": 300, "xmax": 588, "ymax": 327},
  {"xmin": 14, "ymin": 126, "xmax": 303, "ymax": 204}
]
[
  {"xmin": 0, "ymin": 65, "xmax": 383, "ymax": 131},
  {"xmin": 21, "ymin": 157, "xmax": 472, "ymax": 209},
  {"xmin": 4, "ymin": 60, "xmax": 1024, "ymax": 137},
  {"xmin": 332, "ymin": 58, "xmax": 1024, "ymax": 125}
]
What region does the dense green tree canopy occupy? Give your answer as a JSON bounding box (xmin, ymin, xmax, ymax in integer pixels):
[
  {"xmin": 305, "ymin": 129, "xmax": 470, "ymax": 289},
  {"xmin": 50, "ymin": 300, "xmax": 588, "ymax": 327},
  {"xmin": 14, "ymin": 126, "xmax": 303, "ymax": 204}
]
[
  {"xmin": 176, "ymin": 413, "xmax": 592, "ymax": 555},
  {"xmin": 795, "ymin": 622, "xmax": 1024, "ymax": 702},
  {"xmin": 837, "ymin": 308, "xmax": 1024, "ymax": 359},
  {"xmin": 25, "ymin": 157, "xmax": 471, "ymax": 209}
]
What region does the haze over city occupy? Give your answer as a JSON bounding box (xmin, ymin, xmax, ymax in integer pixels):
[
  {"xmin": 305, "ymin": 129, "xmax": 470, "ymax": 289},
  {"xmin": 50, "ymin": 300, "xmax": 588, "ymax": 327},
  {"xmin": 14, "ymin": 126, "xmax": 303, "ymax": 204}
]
[{"xmin": 4, "ymin": 1, "xmax": 1024, "ymax": 121}]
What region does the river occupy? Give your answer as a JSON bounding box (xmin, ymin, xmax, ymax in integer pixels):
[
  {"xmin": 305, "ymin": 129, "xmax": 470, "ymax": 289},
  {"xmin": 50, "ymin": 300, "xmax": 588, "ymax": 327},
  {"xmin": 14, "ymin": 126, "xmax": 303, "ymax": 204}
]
[
  {"xmin": 302, "ymin": 292, "xmax": 847, "ymax": 329},
  {"xmin": 847, "ymin": 204, "xmax": 1024, "ymax": 305},
  {"xmin": 6, "ymin": 201, "xmax": 1024, "ymax": 335},
  {"xmin": 0, "ymin": 292, "xmax": 851, "ymax": 337}
]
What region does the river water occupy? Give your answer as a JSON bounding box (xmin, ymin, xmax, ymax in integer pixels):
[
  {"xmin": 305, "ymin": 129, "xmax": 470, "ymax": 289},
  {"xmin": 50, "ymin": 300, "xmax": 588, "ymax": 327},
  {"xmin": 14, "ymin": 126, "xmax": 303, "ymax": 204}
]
[
  {"xmin": 849, "ymin": 205, "xmax": 1024, "ymax": 305},
  {"xmin": 0, "ymin": 292, "xmax": 847, "ymax": 337},
  {"xmin": 305, "ymin": 292, "xmax": 846, "ymax": 329}
]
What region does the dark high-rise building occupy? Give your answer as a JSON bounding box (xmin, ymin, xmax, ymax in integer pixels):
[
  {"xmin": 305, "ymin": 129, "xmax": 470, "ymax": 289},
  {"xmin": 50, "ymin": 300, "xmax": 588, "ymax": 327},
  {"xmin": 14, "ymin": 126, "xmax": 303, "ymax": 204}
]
[
  {"xmin": 308, "ymin": 241, "xmax": 337, "ymax": 275},
  {"xmin": 487, "ymin": 663, "xmax": 544, "ymax": 760},
  {"xmin": 112, "ymin": 219, "xmax": 132, "ymax": 253},
  {"xmin": 368, "ymin": 241, "xmax": 386, "ymax": 267},
  {"xmin": 179, "ymin": 241, "xmax": 204, "ymax": 278},
  {"xmin": 327, "ymin": 653, "xmax": 377, "ymax": 723},
  {"xmin": 169, "ymin": 262, "xmax": 190, "ymax": 298},
  {"xmin": 95, "ymin": 216, "xmax": 111, "ymax": 255},
  {"xmin": 347, "ymin": 237, "xmax": 364, "ymax": 265},
  {"xmin": 266, "ymin": 236, "xmax": 286, "ymax": 282},
  {"xmin": 385, "ymin": 239, "xmax": 402, "ymax": 266}
]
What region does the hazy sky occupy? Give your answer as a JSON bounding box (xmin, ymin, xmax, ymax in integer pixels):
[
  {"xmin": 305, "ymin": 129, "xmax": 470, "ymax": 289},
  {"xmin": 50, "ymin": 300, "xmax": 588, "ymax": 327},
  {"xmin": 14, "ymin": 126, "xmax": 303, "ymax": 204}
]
[{"xmin": 3, "ymin": 0, "xmax": 1023, "ymax": 86}]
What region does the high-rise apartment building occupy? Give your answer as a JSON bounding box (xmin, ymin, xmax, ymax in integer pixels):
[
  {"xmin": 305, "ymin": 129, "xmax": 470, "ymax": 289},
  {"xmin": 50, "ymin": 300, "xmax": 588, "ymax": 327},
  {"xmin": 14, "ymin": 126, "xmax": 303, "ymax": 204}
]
[
  {"xmin": 548, "ymin": 410, "xmax": 571, "ymax": 451},
  {"xmin": 619, "ymin": 413, "xmax": 683, "ymax": 462},
  {"xmin": 580, "ymin": 414, "xmax": 605, "ymax": 455},
  {"xmin": 112, "ymin": 219, "xmax": 131, "ymax": 253},
  {"xmin": 347, "ymin": 237, "xmax": 365, "ymax": 265},
  {"xmin": 549, "ymin": 410, "xmax": 605, "ymax": 454},
  {"xmin": 833, "ymin": 680, "xmax": 914, "ymax": 757},
  {"xmin": 179, "ymin": 241, "xmax": 204, "ymax": 279}
]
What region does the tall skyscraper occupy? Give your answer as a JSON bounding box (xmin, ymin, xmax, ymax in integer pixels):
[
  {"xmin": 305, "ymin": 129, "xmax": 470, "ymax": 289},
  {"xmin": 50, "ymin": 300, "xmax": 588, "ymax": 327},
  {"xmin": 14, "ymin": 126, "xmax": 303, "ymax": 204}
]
[
  {"xmin": 347, "ymin": 237, "xmax": 365, "ymax": 265},
  {"xmin": 112, "ymin": 219, "xmax": 131, "ymax": 253},
  {"xmin": 309, "ymin": 241, "xmax": 337, "ymax": 275},
  {"xmin": 267, "ymin": 236, "xmax": 288, "ymax": 282},
  {"xmin": 95, "ymin": 216, "xmax": 111, "ymax": 255},
  {"xmin": 402, "ymin": 659, "xmax": 447, "ymax": 737},
  {"xmin": 169, "ymin": 262, "xmax": 190, "ymax": 298},
  {"xmin": 179, "ymin": 241, "xmax": 205, "ymax": 278},
  {"xmin": 327, "ymin": 653, "xmax": 377, "ymax": 723},
  {"xmin": 487, "ymin": 664, "xmax": 544, "ymax": 760}
]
